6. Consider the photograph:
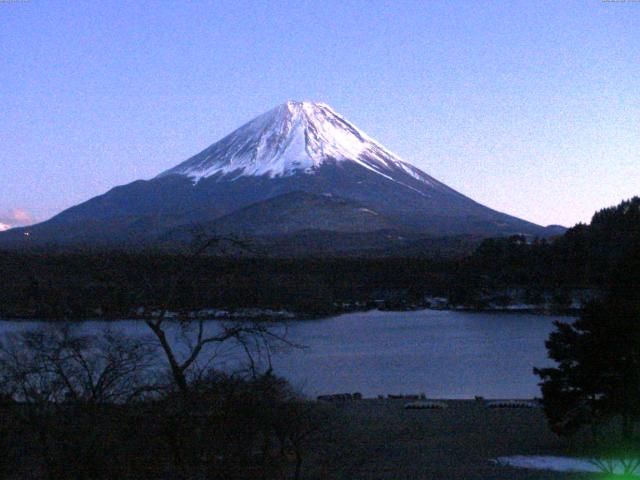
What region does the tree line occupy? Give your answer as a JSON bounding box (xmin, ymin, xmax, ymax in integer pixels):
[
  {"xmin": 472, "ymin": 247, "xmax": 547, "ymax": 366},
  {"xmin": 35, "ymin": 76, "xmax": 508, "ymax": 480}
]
[{"xmin": 0, "ymin": 253, "xmax": 454, "ymax": 319}]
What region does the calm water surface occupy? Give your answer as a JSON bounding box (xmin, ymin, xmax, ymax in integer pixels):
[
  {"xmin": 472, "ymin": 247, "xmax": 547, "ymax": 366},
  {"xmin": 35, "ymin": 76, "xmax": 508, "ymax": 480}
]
[
  {"xmin": 0, "ymin": 310, "xmax": 563, "ymax": 399},
  {"xmin": 272, "ymin": 309, "xmax": 560, "ymax": 398}
]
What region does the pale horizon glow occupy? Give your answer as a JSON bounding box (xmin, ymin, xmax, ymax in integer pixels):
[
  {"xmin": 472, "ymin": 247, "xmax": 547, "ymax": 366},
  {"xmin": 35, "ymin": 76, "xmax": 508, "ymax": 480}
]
[{"xmin": 1, "ymin": 1, "xmax": 638, "ymax": 229}]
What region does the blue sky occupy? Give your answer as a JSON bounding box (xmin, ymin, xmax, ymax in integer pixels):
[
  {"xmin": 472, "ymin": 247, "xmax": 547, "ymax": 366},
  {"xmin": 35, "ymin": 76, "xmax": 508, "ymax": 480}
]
[{"xmin": 1, "ymin": 0, "xmax": 638, "ymax": 228}]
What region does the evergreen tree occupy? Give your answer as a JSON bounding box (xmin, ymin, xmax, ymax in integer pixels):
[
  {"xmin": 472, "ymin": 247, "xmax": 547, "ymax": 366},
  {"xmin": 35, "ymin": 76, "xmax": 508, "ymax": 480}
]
[{"xmin": 535, "ymin": 249, "xmax": 640, "ymax": 443}]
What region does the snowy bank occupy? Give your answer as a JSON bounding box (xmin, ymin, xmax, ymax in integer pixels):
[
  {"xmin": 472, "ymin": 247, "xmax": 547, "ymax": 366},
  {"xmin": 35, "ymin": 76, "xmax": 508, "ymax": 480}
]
[{"xmin": 495, "ymin": 455, "xmax": 640, "ymax": 476}]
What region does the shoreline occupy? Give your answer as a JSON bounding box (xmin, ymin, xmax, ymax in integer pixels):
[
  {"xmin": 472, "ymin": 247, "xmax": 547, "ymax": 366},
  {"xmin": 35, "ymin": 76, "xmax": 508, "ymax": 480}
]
[{"xmin": 0, "ymin": 304, "xmax": 579, "ymax": 322}]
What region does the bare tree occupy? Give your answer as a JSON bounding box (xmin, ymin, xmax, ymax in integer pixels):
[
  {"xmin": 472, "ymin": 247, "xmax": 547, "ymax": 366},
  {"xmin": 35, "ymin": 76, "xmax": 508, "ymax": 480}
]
[
  {"xmin": 0, "ymin": 324, "xmax": 157, "ymax": 404},
  {"xmin": 141, "ymin": 234, "xmax": 295, "ymax": 396},
  {"xmin": 0, "ymin": 324, "xmax": 159, "ymax": 480},
  {"xmin": 146, "ymin": 316, "xmax": 293, "ymax": 396}
]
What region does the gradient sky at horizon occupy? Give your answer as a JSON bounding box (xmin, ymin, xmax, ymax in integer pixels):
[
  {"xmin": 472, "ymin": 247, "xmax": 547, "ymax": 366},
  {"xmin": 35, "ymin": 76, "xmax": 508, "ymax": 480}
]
[{"xmin": 1, "ymin": 0, "xmax": 639, "ymax": 228}]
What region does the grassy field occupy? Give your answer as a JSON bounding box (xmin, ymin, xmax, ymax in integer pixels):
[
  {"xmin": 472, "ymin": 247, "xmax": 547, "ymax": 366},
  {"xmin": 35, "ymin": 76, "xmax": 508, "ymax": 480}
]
[{"xmin": 302, "ymin": 399, "xmax": 599, "ymax": 480}]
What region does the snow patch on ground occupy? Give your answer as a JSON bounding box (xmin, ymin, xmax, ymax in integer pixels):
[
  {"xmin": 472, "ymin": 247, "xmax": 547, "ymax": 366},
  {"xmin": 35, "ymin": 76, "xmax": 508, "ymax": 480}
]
[
  {"xmin": 358, "ymin": 208, "xmax": 378, "ymax": 215},
  {"xmin": 496, "ymin": 455, "xmax": 640, "ymax": 476}
]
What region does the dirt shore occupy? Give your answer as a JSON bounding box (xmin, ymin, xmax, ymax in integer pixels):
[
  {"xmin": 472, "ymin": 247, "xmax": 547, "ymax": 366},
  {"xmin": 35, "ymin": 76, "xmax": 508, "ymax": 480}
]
[{"xmin": 303, "ymin": 399, "xmax": 599, "ymax": 479}]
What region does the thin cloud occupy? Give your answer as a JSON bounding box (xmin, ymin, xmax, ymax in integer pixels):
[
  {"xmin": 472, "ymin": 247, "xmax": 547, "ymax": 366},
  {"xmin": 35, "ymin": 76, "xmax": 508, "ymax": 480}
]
[
  {"xmin": 12, "ymin": 209, "xmax": 33, "ymax": 223},
  {"xmin": 0, "ymin": 209, "xmax": 36, "ymax": 230}
]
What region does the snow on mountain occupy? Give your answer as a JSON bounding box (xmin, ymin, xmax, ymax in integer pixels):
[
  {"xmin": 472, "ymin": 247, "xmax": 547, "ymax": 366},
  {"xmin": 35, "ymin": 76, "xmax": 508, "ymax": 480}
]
[
  {"xmin": 0, "ymin": 100, "xmax": 552, "ymax": 251},
  {"xmin": 159, "ymin": 101, "xmax": 436, "ymax": 189},
  {"xmin": 0, "ymin": 223, "xmax": 10, "ymax": 232}
]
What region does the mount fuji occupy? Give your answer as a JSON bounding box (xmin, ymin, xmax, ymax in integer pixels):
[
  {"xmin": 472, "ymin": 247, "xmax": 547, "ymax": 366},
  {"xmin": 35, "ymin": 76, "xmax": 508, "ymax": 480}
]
[{"xmin": 0, "ymin": 101, "xmax": 559, "ymax": 254}]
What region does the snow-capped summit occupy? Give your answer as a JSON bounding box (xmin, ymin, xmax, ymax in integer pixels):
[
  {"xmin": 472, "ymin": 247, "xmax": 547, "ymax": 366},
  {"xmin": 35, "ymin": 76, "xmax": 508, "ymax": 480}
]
[{"xmin": 159, "ymin": 101, "xmax": 432, "ymax": 186}]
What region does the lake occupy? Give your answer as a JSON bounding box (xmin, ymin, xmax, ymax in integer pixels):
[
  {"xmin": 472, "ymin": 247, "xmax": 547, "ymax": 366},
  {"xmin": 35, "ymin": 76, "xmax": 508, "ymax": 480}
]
[{"xmin": 0, "ymin": 309, "xmax": 564, "ymax": 399}]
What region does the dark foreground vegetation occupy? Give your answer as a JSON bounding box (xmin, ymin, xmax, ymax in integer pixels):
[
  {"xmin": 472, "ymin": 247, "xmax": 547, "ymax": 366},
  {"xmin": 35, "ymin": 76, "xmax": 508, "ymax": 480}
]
[
  {"xmin": 0, "ymin": 313, "xmax": 638, "ymax": 480},
  {"xmin": 0, "ymin": 323, "xmax": 327, "ymax": 480},
  {"xmin": 0, "ymin": 322, "xmax": 616, "ymax": 480}
]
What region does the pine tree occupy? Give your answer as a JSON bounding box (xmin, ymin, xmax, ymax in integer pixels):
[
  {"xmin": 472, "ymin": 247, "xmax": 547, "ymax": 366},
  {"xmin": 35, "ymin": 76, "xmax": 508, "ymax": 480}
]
[{"xmin": 535, "ymin": 250, "xmax": 640, "ymax": 444}]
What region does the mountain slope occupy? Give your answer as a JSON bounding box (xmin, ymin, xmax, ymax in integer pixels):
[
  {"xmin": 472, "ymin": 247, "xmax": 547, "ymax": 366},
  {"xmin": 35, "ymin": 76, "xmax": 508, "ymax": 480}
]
[
  {"xmin": 195, "ymin": 191, "xmax": 400, "ymax": 236},
  {"xmin": 0, "ymin": 101, "xmax": 557, "ymax": 252}
]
